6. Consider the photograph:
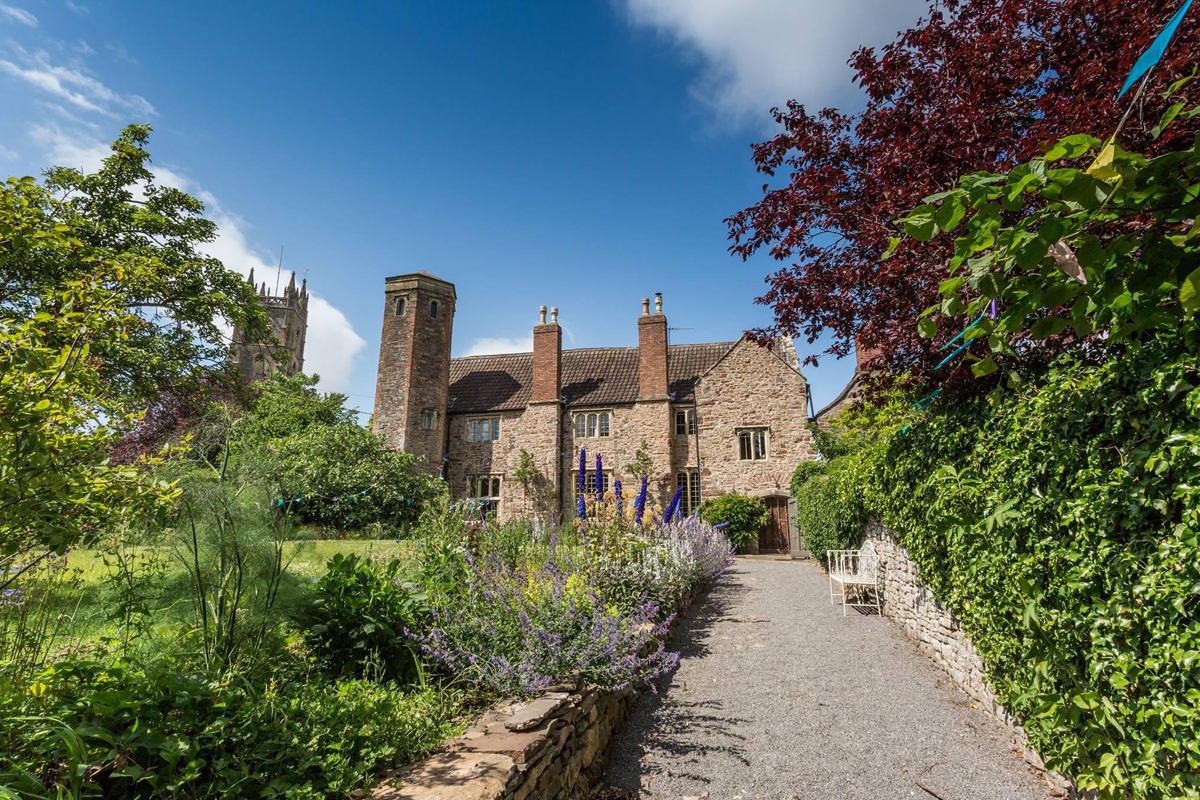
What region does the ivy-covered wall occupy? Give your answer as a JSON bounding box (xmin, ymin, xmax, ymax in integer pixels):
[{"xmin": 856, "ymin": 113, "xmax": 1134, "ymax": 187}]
[{"xmin": 792, "ymin": 332, "xmax": 1200, "ymax": 798}]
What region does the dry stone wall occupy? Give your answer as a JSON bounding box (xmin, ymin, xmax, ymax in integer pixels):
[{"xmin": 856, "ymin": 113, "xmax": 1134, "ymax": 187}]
[
  {"xmin": 374, "ymin": 587, "xmax": 698, "ymax": 800},
  {"xmin": 864, "ymin": 517, "xmax": 1081, "ymax": 797}
]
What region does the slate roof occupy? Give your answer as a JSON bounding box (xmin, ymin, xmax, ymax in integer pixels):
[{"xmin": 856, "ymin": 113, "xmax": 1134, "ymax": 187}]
[{"xmin": 447, "ymin": 341, "xmax": 738, "ymax": 414}]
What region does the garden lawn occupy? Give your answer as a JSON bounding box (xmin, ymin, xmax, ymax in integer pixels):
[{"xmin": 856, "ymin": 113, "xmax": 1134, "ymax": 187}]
[{"xmin": 53, "ymin": 539, "xmax": 415, "ymax": 648}]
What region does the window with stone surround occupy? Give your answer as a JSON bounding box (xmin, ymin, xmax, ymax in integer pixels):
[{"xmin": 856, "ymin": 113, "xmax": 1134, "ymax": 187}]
[
  {"xmin": 674, "ymin": 409, "xmax": 696, "ymax": 435},
  {"xmin": 429, "ymin": 300, "xmax": 439, "ymax": 318},
  {"xmin": 573, "ymin": 411, "xmax": 610, "ymax": 438},
  {"xmin": 675, "ymin": 471, "xmax": 701, "ymax": 515},
  {"xmin": 573, "ymin": 470, "xmax": 612, "ymax": 500},
  {"xmin": 469, "ymin": 474, "xmax": 502, "ymax": 516},
  {"xmin": 737, "ymin": 428, "xmax": 768, "ymax": 461},
  {"xmin": 419, "ymin": 408, "xmax": 437, "ymax": 430},
  {"xmin": 395, "ymin": 296, "xmax": 407, "ymax": 316},
  {"xmin": 467, "ymin": 416, "xmax": 501, "ymax": 442}
]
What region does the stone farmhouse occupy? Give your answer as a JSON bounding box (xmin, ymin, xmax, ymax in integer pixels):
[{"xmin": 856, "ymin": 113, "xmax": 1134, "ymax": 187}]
[{"xmin": 371, "ymin": 272, "xmax": 816, "ymax": 552}]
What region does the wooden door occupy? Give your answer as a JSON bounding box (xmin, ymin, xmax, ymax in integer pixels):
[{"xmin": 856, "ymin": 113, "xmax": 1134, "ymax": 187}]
[{"xmin": 758, "ymin": 497, "xmax": 790, "ymax": 553}]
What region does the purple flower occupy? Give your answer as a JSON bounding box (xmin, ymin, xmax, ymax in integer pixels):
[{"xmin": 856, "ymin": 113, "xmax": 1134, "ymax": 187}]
[
  {"xmin": 634, "ymin": 477, "xmax": 648, "ymax": 525},
  {"xmin": 613, "ymin": 479, "xmax": 623, "ymax": 517},
  {"xmin": 594, "ymin": 454, "xmax": 603, "ymax": 497},
  {"xmin": 577, "ymin": 448, "xmax": 586, "ymax": 494},
  {"xmin": 663, "ymin": 485, "xmax": 683, "ymax": 523},
  {"xmin": 577, "ymin": 494, "xmax": 586, "ymax": 520}
]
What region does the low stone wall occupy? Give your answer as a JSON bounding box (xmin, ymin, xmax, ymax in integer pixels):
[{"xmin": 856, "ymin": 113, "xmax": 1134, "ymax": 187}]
[
  {"xmin": 864, "ymin": 517, "xmax": 1080, "ymax": 797},
  {"xmin": 372, "ymin": 680, "xmax": 632, "ymax": 800},
  {"xmin": 373, "ymin": 589, "xmax": 698, "ymax": 800}
]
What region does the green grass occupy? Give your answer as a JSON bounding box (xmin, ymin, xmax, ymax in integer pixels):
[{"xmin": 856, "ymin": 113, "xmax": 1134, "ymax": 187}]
[{"xmin": 45, "ymin": 539, "xmax": 415, "ymax": 651}]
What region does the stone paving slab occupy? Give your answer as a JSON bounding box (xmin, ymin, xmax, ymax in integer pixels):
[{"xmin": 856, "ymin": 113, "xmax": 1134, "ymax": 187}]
[{"xmin": 603, "ymin": 558, "xmax": 1056, "ymax": 800}]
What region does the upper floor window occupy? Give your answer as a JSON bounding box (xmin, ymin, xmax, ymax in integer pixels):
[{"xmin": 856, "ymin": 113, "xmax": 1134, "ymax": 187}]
[
  {"xmin": 420, "ymin": 409, "xmax": 437, "ymax": 430},
  {"xmin": 468, "ymin": 416, "xmax": 501, "ymax": 442},
  {"xmin": 675, "ymin": 409, "xmax": 696, "ymax": 435},
  {"xmin": 675, "ymin": 471, "xmax": 701, "ymax": 516},
  {"xmin": 738, "ymin": 429, "xmax": 768, "ymax": 461},
  {"xmin": 395, "ymin": 296, "xmax": 407, "ymax": 316},
  {"xmin": 429, "ymin": 300, "xmax": 439, "ymax": 319},
  {"xmin": 574, "ymin": 412, "xmax": 610, "ymax": 438}
]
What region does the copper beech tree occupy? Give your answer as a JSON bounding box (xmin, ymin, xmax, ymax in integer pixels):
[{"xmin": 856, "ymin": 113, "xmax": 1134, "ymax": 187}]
[{"xmin": 727, "ymin": 0, "xmax": 1200, "ymax": 381}]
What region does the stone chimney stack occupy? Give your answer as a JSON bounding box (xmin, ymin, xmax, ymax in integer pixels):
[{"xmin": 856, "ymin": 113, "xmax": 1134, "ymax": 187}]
[
  {"xmin": 855, "ymin": 334, "xmax": 882, "ymax": 371},
  {"xmin": 532, "ymin": 304, "xmax": 562, "ymax": 403},
  {"xmin": 638, "ymin": 293, "xmax": 669, "ymax": 400}
]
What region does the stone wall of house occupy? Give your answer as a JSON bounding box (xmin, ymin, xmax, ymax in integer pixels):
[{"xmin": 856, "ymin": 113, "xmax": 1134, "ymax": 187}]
[
  {"xmin": 447, "ymin": 404, "xmax": 561, "ymax": 523},
  {"xmin": 864, "ymin": 517, "xmax": 1079, "ymax": 797},
  {"xmin": 695, "ymin": 339, "xmax": 814, "ymax": 497},
  {"xmin": 561, "ymin": 400, "xmax": 674, "ymax": 512}
]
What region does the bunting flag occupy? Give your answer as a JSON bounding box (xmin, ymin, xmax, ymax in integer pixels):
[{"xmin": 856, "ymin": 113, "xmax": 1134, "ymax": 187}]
[
  {"xmin": 1118, "ymin": 0, "xmax": 1195, "ymax": 99},
  {"xmin": 275, "ymin": 488, "xmax": 375, "ymax": 508}
]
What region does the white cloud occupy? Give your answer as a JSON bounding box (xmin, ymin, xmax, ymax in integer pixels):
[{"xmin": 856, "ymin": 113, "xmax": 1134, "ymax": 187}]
[
  {"xmin": 31, "ymin": 124, "xmax": 368, "ymax": 392},
  {"xmin": 0, "ymin": 143, "xmax": 16, "ymax": 160},
  {"xmin": 621, "ymin": 0, "xmax": 926, "ymax": 128},
  {"xmin": 0, "ymin": 3, "xmax": 37, "ymax": 26},
  {"xmin": 0, "ymin": 46, "xmax": 155, "ymax": 118},
  {"xmin": 66, "ymin": 1, "xmax": 89, "ymax": 14},
  {"xmin": 463, "ymin": 336, "xmax": 534, "ymax": 357},
  {"xmin": 74, "ymin": 39, "xmax": 94, "ymax": 55}
]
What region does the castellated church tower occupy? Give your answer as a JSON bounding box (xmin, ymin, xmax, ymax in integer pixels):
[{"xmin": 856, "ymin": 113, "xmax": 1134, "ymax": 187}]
[
  {"xmin": 230, "ymin": 269, "xmax": 309, "ymax": 382},
  {"xmin": 372, "ymin": 272, "xmax": 456, "ymax": 476}
]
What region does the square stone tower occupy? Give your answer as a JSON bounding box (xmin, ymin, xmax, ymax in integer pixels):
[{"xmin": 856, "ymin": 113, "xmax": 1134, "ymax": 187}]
[
  {"xmin": 372, "ymin": 271, "xmax": 456, "ymax": 475},
  {"xmin": 231, "ymin": 269, "xmax": 308, "ymax": 381}
]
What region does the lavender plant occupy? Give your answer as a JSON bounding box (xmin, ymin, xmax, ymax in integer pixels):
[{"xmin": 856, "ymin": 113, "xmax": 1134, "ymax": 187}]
[{"xmin": 409, "ymin": 545, "xmax": 677, "ymax": 695}]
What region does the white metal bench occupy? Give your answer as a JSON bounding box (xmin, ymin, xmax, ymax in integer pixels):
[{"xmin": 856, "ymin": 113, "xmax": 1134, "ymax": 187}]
[{"xmin": 827, "ymin": 539, "xmax": 881, "ymax": 616}]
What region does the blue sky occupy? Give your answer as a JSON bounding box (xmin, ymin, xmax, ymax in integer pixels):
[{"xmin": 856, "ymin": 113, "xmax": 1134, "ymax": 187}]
[{"xmin": 0, "ymin": 0, "xmax": 927, "ymax": 415}]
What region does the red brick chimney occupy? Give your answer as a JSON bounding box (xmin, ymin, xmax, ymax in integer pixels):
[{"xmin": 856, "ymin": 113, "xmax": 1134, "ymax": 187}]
[
  {"xmin": 855, "ymin": 335, "xmax": 882, "ymax": 371},
  {"xmin": 638, "ymin": 293, "xmax": 668, "ymax": 400},
  {"xmin": 531, "ymin": 305, "xmax": 562, "ymax": 403}
]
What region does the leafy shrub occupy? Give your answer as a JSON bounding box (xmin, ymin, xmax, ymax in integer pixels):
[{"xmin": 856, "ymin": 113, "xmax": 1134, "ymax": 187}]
[
  {"xmin": 792, "ymin": 463, "xmax": 863, "ymax": 567},
  {"xmin": 822, "ymin": 331, "xmax": 1200, "ymax": 797},
  {"xmin": 697, "ymin": 493, "xmax": 768, "ymax": 549},
  {"xmin": 268, "ymin": 424, "xmax": 441, "ymax": 531},
  {"xmin": 789, "ymin": 460, "xmax": 827, "ymax": 496},
  {"xmin": 235, "ymin": 373, "xmax": 358, "ymax": 452},
  {"xmin": 587, "ymin": 518, "xmax": 735, "ymax": 614},
  {"xmin": 408, "ymin": 516, "xmax": 731, "ymax": 696},
  {"xmin": 302, "ymin": 553, "xmax": 428, "ymax": 682},
  {"xmin": 0, "ymin": 652, "xmax": 459, "ymax": 799}
]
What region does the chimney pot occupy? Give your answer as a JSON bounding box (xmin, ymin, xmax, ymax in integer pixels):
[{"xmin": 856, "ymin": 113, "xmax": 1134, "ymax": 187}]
[
  {"xmin": 654, "ymin": 293, "xmax": 663, "ymax": 314},
  {"xmin": 539, "ymin": 305, "xmax": 547, "ymax": 325},
  {"xmin": 641, "ymin": 298, "xmax": 650, "ymax": 316},
  {"xmin": 551, "ymin": 307, "xmax": 558, "ymax": 324}
]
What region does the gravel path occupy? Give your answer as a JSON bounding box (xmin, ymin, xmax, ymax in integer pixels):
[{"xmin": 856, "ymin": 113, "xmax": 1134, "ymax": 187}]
[{"xmin": 603, "ymin": 558, "xmax": 1053, "ymax": 800}]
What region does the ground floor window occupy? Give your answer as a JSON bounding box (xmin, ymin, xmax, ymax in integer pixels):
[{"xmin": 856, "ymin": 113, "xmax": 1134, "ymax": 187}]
[
  {"xmin": 469, "ymin": 474, "xmax": 502, "ymax": 515},
  {"xmin": 573, "ymin": 470, "xmax": 611, "ymax": 500},
  {"xmin": 675, "ymin": 471, "xmax": 701, "ymax": 516}
]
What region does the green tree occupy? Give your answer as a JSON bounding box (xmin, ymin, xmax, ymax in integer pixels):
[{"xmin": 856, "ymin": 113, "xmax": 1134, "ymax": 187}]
[
  {"xmin": 235, "ymin": 372, "xmax": 356, "ymax": 452},
  {"xmin": 622, "ymin": 439, "xmax": 655, "ymax": 483},
  {"xmin": 2, "ymin": 125, "xmax": 268, "ymax": 403}
]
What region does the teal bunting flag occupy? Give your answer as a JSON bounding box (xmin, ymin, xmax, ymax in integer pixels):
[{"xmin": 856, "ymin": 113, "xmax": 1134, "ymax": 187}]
[{"xmin": 1118, "ymin": 0, "xmax": 1195, "ymax": 98}]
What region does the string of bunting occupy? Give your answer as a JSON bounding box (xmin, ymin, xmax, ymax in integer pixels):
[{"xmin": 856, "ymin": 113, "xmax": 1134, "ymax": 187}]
[{"xmin": 273, "ymin": 487, "xmax": 415, "ymax": 508}]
